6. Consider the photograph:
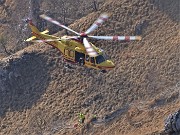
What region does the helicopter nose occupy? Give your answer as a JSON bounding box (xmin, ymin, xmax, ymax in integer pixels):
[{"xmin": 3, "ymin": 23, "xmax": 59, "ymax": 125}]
[{"xmin": 106, "ymin": 60, "xmax": 115, "ymax": 68}]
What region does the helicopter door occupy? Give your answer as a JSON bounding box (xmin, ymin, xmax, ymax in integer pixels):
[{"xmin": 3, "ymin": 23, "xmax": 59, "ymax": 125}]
[
  {"xmin": 75, "ymin": 51, "xmax": 85, "ymax": 63},
  {"xmin": 85, "ymin": 54, "xmax": 96, "ymax": 68}
]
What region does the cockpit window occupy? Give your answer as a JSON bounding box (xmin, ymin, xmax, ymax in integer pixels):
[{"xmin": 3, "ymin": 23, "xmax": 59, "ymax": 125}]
[{"xmin": 95, "ymin": 55, "xmax": 106, "ymax": 64}]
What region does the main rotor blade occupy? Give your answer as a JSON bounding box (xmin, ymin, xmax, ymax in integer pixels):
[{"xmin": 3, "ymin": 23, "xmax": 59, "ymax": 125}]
[
  {"xmin": 25, "ymin": 39, "xmax": 61, "ymax": 42},
  {"xmin": 40, "ymin": 14, "xmax": 80, "ymax": 35},
  {"xmin": 83, "ymin": 38, "xmax": 98, "ymax": 57},
  {"xmin": 88, "ymin": 36, "xmax": 142, "ymax": 41},
  {"xmin": 85, "ymin": 13, "xmax": 109, "ymax": 35}
]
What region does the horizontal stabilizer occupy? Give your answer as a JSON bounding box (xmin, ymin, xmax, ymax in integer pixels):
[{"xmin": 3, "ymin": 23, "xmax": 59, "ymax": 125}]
[{"xmin": 25, "ymin": 36, "xmax": 36, "ymax": 41}]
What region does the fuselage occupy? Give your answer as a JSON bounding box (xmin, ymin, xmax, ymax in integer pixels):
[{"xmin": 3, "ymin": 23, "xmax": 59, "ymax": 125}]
[{"xmin": 27, "ymin": 21, "xmax": 115, "ymax": 70}]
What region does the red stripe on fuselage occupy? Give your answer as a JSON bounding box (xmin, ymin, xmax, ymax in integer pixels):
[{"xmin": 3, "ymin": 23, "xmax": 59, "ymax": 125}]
[{"xmin": 97, "ymin": 65, "xmax": 115, "ymax": 69}]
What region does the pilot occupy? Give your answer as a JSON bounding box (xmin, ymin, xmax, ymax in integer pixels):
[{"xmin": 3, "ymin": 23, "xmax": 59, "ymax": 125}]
[{"xmin": 79, "ymin": 57, "xmax": 85, "ymax": 66}]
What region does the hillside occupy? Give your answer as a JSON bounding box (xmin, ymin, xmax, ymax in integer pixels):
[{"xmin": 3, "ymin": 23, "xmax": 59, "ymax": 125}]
[{"xmin": 0, "ymin": 0, "xmax": 180, "ymax": 135}]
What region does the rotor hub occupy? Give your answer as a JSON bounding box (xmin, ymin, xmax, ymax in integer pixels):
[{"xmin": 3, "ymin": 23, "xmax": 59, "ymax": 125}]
[{"xmin": 80, "ymin": 33, "xmax": 88, "ymax": 38}]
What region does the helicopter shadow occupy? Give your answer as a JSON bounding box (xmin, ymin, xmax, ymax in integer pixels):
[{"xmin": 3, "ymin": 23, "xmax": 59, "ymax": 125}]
[
  {"xmin": 0, "ymin": 52, "xmax": 51, "ymax": 117},
  {"xmin": 150, "ymin": 0, "xmax": 179, "ymax": 22}
]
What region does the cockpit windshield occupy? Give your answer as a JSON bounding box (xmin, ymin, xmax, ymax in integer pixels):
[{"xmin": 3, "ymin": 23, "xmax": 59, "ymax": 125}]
[
  {"xmin": 95, "ymin": 55, "xmax": 105, "ymax": 64},
  {"xmin": 95, "ymin": 49, "xmax": 110, "ymax": 64}
]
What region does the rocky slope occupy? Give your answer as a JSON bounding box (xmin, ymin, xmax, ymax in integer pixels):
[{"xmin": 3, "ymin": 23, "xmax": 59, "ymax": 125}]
[{"xmin": 0, "ymin": 0, "xmax": 179, "ymax": 135}]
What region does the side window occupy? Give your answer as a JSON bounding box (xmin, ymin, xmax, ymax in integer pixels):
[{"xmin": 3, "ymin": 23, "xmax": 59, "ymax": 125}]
[
  {"xmin": 90, "ymin": 57, "xmax": 95, "ymax": 64},
  {"xmin": 65, "ymin": 49, "xmax": 69, "ymax": 56},
  {"xmin": 65, "ymin": 49, "xmax": 74, "ymax": 58},
  {"xmin": 86, "ymin": 55, "xmax": 89, "ymax": 61},
  {"xmin": 69, "ymin": 50, "xmax": 74, "ymax": 57}
]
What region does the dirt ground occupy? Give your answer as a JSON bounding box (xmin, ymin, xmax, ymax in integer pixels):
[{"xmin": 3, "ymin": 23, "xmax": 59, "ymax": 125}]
[{"xmin": 0, "ymin": 0, "xmax": 179, "ymax": 135}]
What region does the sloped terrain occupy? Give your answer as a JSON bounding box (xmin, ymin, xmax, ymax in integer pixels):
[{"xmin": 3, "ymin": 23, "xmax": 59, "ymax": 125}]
[{"xmin": 0, "ymin": 0, "xmax": 180, "ymax": 135}]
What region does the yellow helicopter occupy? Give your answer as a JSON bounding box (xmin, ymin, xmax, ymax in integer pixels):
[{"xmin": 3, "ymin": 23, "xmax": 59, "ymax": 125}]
[{"xmin": 25, "ymin": 13, "xmax": 142, "ymax": 72}]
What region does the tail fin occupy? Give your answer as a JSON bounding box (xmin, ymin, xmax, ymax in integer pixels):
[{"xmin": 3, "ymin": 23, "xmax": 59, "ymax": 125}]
[{"xmin": 26, "ymin": 19, "xmax": 40, "ymax": 34}]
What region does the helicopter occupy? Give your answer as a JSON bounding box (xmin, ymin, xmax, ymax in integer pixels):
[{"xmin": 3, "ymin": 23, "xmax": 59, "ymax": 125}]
[{"xmin": 25, "ymin": 13, "xmax": 142, "ymax": 72}]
